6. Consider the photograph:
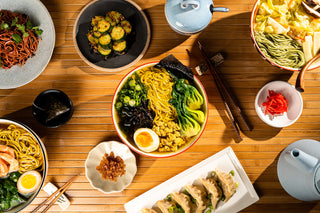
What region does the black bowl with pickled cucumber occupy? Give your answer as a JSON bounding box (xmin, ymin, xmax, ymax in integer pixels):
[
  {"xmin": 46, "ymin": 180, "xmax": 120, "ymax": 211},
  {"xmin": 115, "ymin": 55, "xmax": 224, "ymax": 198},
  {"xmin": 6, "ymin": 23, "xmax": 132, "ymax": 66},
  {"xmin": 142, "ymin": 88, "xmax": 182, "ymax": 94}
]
[{"xmin": 73, "ymin": 0, "xmax": 151, "ymax": 72}]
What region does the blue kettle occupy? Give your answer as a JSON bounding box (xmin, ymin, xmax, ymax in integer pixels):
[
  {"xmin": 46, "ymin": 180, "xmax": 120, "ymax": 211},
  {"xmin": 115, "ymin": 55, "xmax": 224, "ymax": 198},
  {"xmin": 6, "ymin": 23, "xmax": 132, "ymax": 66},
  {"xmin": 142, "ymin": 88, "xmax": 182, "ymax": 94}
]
[{"xmin": 165, "ymin": 0, "xmax": 229, "ymax": 35}]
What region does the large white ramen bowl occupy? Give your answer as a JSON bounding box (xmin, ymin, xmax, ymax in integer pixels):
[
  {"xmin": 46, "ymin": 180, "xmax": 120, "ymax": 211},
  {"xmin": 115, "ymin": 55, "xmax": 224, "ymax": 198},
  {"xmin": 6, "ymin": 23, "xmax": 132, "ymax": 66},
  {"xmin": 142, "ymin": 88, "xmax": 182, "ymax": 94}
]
[
  {"xmin": 0, "ymin": 118, "xmax": 48, "ymax": 213},
  {"xmin": 112, "ymin": 62, "xmax": 208, "ymax": 158}
]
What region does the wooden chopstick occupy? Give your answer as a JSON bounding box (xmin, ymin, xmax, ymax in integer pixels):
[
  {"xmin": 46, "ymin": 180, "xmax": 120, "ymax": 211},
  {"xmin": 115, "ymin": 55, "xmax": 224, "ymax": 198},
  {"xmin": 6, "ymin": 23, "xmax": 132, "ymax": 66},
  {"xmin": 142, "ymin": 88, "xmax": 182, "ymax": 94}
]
[
  {"xmin": 197, "ymin": 41, "xmax": 242, "ymax": 140},
  {"xmin": 197, "ymin": 41, "xmax": 252, "ymax": 138},
  {"xmin": 31, "ymin": 174, "xmax": 79, "ymax": 213}
]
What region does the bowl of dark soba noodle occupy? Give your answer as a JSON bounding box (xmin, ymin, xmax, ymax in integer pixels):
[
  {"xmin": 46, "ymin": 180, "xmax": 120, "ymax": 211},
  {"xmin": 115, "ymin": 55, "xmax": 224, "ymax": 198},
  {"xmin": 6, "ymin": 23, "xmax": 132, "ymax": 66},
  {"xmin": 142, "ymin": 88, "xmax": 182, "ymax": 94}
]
[
  {"xmin": 0, "ymin": 0, "xmax": 55, "ymax": 89},
  {"xmin": 250, "ymin": 0, "xmax": 320, "ymax": 71}
]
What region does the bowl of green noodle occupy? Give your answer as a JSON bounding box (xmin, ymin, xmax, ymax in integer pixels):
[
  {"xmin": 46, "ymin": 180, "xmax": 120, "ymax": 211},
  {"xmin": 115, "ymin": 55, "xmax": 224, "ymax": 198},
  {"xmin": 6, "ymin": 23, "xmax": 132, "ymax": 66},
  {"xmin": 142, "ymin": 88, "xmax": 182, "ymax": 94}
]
[
  {"xmin": 112, "ymin": 61, "xmax": 208, "ymax": 158},
  {"xmin": 250, "ymin": 0, "xmax": 320, "ymax": 71}
]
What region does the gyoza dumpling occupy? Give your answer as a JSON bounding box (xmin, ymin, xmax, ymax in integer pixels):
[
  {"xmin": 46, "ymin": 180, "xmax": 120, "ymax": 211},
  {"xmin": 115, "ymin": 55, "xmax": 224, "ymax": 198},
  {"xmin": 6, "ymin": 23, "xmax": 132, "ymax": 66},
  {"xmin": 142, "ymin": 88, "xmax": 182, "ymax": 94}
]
[
  {"xmin": 198, "ymin": 178, "xmax": 222, "ymax": 211},
  {"xmin": 156, "ymin": 200, "xmax": 176, "ymax": 213},
  {"xmin": 141, "ymin": 208, "xmax": 159, "ymax": 213},
  {"xmin": 170, "ymin": 192, "xmax": 192, "ymax": 213},
  {"xmin": 185, "ymin": 184, "xmax": 208, "ymax": 213},
  {"xmin": 215, "ymin": 170, "xmax": 236, "ymax": 202}
]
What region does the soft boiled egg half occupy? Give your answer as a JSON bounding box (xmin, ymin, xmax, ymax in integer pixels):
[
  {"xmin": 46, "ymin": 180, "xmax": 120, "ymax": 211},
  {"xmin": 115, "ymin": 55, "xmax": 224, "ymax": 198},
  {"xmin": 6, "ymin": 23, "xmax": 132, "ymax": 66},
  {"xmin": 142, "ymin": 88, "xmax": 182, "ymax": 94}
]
[
  {"xmin": 133, "ymin": 128, "xmax": 160, "ymax": 152},
  {"xmin": 17, "ymin": 170, "xmax": 42, "ymax": 196}
]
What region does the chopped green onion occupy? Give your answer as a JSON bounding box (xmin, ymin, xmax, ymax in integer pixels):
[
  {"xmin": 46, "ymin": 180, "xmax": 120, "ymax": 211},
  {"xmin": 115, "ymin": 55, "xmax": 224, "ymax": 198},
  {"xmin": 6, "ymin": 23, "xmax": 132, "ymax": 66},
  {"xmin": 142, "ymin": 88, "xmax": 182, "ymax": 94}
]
[
  {"xmin": 123, "ymin": 96, "xmax": 130, "ymax": 103},
  {"xmin": 229, "ymin": 170, "xmax": 235, "ymax": 176},
  {"xmin": 12, "ymin": 34, "xmax": 22, "ymax": 44},
  {"xmin": 129, "ymin": 99, "xmax": 136, "ymax": 107},
  {"xmin": 210, "ymin": 171, "xmax": 216, "ymax": 177},
  {"xmin": 0, "ymin": 58, "xmax": 2, "ymax": 67},
  {"xmin": 115, "ymin": 102, "xmax": 122, "ymax": 110},
  {"xmin": 135, "ymin": 84, "xmax": 141, "ymax": 91},
  {"xmin": 166, "ymin": 194, "xmax": 172, "ymax": 201},
  {"xmin": 129, "ymin": 79, "xmax": 135, "ymax": 87},
  {"xmin": 235, "ymin": 181, "xmax": 239, "ymax": 188},
  {"xmin": 221, "ymin": 194, "xmax": 225, "ymax": 201},
  {"xmin": 168, "ymin": 206, "xmax": 174, "ymax": 213}
]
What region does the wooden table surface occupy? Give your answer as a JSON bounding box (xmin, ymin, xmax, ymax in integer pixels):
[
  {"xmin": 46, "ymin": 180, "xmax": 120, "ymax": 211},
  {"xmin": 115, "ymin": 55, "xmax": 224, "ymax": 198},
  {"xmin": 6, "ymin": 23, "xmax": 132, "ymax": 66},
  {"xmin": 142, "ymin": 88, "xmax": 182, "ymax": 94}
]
[{"xmin": 3, "ymin": 0, "xmax": 320, "ymax": 212}]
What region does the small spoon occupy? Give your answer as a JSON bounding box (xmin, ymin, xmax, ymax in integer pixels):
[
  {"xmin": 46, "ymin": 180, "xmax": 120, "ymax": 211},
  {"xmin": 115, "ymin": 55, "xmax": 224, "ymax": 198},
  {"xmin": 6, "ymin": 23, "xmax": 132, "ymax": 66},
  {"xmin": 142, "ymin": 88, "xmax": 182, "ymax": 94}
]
[{"xmin": 295, "ymin": 53, "xmax": 320, "ymax": 92}]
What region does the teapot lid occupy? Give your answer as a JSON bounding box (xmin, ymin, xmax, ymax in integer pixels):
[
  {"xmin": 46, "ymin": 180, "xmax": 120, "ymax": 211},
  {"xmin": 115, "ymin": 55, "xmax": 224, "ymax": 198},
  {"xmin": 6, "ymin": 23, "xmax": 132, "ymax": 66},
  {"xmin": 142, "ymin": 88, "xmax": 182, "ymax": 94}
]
[{"xmin": 165, "ymin": 0, "xmax": 214, "ymax": 34}]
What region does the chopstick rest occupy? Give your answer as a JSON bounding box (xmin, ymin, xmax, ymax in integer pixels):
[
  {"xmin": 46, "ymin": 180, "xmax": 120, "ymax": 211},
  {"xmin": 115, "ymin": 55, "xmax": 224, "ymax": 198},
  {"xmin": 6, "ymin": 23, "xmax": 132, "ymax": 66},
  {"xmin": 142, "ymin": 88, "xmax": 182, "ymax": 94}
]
[
  {"xmin": 195, "ymin": 52, "xmax": 225, "ymax": 75},
  {"xmin": 43, "ymin": 182, "xmax": 70, "ymax": 210}
]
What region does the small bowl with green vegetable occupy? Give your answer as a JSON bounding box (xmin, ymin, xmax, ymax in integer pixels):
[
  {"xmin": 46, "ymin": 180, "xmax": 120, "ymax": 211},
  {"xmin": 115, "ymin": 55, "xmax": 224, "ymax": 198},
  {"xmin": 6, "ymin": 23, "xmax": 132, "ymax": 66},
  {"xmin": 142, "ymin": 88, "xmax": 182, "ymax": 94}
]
[{"xmin": 112, "ymin": 59, "xmax": 208, "ymax": 158}]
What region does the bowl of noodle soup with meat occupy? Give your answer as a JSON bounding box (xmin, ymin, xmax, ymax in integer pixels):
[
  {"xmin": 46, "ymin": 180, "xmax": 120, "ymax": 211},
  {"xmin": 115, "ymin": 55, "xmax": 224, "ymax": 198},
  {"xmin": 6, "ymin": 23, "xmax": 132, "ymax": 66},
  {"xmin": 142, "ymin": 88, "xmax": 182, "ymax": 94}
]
[
  {"xmin": 250, "ymin": 0, "xmax": 320, "ymax": 71},
  {"xmin": 0, "ymin": 118, "xmax": 47, "ymax": 212},
  {"xmin": 112, "ymin": 62, "xmax": 208, "ymax": 158}
]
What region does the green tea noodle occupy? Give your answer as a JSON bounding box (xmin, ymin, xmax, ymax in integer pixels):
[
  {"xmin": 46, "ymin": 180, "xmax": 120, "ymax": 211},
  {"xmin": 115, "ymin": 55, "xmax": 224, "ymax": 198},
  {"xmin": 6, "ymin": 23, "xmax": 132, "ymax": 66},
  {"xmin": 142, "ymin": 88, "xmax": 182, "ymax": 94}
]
[{"xmin": 255, "ymin": 32, "xmax": 305, "ymax": 68}]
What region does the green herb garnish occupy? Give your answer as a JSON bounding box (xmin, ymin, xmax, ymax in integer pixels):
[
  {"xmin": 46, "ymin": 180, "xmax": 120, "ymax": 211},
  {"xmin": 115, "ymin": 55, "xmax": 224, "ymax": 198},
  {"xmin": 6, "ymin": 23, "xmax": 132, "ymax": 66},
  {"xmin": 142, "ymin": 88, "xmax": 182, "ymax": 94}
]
[
  {"xmin": 11, "ymin": 17, "xmax": 18, "ymax": 27},
  {"xmin": 12, "ymin": 34, "xmax": 22, "ymax": 44},
  {"xmin": 0, "ymin": 58, "xmax": 2, "ymax": 67},
  {"xmin": 166, "ymin": 194, "xmax": 172, "ymax": 201},
  {"xmin": 229, "ymin": 170, "xmax": 235, "ymax": 177},
  {"xmin": 26, "ymin": 19, "xmax": 33, "ymax": 30},
  {"xmin": 16, "ymin": 24, "xmax": 29, "ymax": 37},
  {"xmin": 32, "ymin": 26, "xmax": 43, "ymax": 36},
  {"xmin": 210, "ymin": 171, "xmax": 216, "ymax": 178},
  {"xmin": 220, "ymin": 194, "xmax": 226, "ymax": 201},
  {"xmin": 0, "ymin": 21, "xmax": 9, "ymax": 30}
]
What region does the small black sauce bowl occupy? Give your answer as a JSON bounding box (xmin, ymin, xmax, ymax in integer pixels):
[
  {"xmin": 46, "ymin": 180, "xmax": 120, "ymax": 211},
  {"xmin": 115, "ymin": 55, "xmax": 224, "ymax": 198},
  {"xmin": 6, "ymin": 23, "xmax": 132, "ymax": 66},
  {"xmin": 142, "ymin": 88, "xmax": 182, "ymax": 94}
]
[{"xmin": 33, "ymin": 89, "xmax": 74, "ymax": 128}]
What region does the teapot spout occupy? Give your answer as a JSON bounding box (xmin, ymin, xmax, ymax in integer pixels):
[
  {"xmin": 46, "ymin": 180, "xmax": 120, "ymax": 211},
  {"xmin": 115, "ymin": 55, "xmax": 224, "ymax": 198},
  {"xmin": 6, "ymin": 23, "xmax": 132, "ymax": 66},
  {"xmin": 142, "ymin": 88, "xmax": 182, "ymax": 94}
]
[
  {"xmin": 289, "ymin": 148, "xmax": 319, "ymax": 171},
  {"xmin": 210, "ymin": 5, "xmax": 229, "ymax": 13}
]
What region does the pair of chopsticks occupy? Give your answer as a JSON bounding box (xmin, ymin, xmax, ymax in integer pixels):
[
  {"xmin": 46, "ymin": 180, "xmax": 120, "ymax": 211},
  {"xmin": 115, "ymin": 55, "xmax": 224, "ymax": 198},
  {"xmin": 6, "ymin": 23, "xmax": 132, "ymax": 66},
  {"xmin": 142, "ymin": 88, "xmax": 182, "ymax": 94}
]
[
  {"xmin": 31, "ymin": 174, "xmax": 78, "ymax": 213},
  {"xmin": 197, "ymin": 41, "xmax": 252, "ymax": 140}
]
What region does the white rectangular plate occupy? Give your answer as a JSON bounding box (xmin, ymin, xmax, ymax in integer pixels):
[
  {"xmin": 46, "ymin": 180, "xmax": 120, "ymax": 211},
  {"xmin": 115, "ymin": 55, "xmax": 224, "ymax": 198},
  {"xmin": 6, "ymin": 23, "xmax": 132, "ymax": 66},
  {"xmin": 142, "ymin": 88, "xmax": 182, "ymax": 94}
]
[{"xmin": 124, "ymin": 147, "xmax": 259, "ymax": 213}]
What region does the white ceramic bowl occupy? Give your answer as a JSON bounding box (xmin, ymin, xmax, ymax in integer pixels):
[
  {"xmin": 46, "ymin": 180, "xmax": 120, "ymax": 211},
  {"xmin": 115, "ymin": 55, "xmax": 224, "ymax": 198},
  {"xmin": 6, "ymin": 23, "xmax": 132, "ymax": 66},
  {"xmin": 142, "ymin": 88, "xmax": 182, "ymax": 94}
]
[
  {"xmin": 85, "ymin": 141, "xmax": 137, "ymax": 194},
  {"xmin": 0, "ymin": 0, "xmax": 55, "ymax": 89},
  {"xmin": 112, "ymin": 62, "xmax": 208, "ymax": 158},
  {"xmin": 0, "ymin": 118, "xmax": 48, "ymax": 213},
  {"xmin": 255, "ymin": 81, "xmax": 303, "ymax": 128}
]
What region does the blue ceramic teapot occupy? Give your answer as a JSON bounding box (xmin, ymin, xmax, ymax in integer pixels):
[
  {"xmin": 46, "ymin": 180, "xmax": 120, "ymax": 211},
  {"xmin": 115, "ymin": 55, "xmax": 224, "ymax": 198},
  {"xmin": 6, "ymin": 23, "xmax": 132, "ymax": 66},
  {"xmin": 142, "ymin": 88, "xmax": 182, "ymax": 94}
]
[
  {"xmin": 165, "ymin": 0, "xmax": 229, "ymax": 35},
  {"xmin": 277, "ymin": 139, "xmax": 320, "ymax": 201}
]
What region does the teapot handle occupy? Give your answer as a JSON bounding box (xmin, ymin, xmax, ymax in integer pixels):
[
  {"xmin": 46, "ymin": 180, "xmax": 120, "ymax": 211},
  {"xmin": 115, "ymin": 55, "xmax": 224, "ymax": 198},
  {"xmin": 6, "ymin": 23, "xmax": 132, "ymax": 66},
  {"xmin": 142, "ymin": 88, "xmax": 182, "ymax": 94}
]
[
  {"xmin": 181, "ymin": 0, "xmax": 200, "ymax": 9},
  {"xmin": 210, "ymin": 5, "xmax": 229, "ymax": 13}
]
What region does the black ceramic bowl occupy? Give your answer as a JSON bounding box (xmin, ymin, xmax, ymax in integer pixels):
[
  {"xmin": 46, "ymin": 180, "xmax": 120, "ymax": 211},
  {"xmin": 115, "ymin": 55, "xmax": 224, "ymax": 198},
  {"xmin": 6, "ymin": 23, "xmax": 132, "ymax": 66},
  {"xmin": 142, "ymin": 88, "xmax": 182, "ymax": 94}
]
[
  {"xmin": 73, "ymin": 0, "xmax": 151, "ymax": 72},
  {"xmin": 33, "ymin": 89, "xmax": 74, "ymax": 128}
]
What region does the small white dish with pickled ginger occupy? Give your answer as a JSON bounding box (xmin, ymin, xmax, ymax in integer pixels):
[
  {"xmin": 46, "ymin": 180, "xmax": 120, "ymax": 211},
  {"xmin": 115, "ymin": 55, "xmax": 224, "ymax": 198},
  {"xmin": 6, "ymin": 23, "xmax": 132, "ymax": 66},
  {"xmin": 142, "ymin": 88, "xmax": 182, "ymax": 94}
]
[{"xmin": 133, "ymin": 128, "xmax": 159, "ymax": 152}]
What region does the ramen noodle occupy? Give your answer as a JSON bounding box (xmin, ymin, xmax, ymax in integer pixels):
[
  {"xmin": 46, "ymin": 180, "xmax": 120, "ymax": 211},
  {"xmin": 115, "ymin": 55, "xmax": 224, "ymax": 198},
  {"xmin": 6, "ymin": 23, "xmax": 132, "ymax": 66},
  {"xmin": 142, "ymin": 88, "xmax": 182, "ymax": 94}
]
[
  {"xmin": 138, "ymin": 67, "xmax": 188, "ymax": 152},
  {"xmin": 0, "ymin": 125, "xmax": 43, "ymax": 172}
]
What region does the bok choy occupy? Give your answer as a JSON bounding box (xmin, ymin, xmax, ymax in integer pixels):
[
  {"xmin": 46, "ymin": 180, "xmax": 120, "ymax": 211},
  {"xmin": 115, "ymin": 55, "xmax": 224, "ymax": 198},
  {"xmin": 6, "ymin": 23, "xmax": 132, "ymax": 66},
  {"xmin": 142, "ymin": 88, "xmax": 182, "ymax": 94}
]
[{"xmin": 170, "ymin": 79, "xmax": 205, "ymax": 137}]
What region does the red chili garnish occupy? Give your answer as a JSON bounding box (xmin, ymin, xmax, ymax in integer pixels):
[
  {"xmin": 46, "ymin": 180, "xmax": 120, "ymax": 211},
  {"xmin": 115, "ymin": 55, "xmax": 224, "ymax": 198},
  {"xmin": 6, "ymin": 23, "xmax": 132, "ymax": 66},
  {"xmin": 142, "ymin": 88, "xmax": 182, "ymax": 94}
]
[{"xmin": 262, "ymin": 90, "xmax": 288, "ymax": 115}]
